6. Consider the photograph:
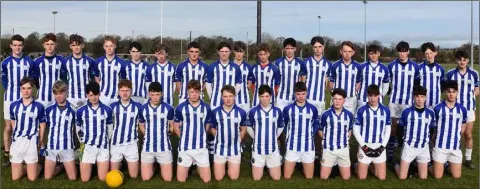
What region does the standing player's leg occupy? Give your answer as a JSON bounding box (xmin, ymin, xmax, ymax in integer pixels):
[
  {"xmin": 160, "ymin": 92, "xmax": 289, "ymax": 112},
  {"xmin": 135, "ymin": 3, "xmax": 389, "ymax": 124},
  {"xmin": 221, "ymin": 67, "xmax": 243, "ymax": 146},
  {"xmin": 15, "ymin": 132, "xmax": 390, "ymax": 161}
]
[
  {"xmin": 388, "ymin": 104, "xmax": 400, "ymax": 164},
  {"xmin": 463, "ymin": 116, "xmax": 475, "ymax": 169},
  {"xmin": 3, "ymin": 103, "xmax": 12, "ymax": 167}
]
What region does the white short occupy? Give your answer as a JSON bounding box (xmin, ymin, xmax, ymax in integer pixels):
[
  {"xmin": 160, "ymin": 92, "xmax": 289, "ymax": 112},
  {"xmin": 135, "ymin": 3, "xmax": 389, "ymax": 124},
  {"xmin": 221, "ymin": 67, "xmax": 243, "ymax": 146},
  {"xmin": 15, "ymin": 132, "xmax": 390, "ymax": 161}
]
[
  {"xmin": 131, "ymin": 96, "xmax": 147, "ymax": 105},
  {"xmin": 344, "ymin": 97, "xmax": 357, "ymax": 115},
  {"xmin": 275, "ymin": 99, "xmax": 293, "ymax": 111},
  {"xmin": 46, "ymin": 149, "xmax": 75, "ymax": 163},
  {"xmin": 285, "ymin": 150, "xmax": 315, "ymax": 164},
  {"xmin": 251, "ymin": 150, "xmax": 282, "ymax": 168},
  {"xmin": 309, "ymin": 101, "xmax": 326, "ymax": 116},
  {"xmin": 110, "ymin": 143, "xmax": 139, "ymax": 163},
  {"xmin": 4, "ymin": 100, "xmax": 12, "ymax": 120},
  {"xmin": 432, "ymin": 148, "xmax": 462, "ymax": 164},
  {"xmin": 10, "ymin": 137, "xmax": 38, "ymax": 164},
  {"xmin": 214, "ymin": 154, "xmax": 241, "ymax": 164},
  {"xmin": 177, "ymin": 148, "xmax": 210, "ymax": 168},
  {"xmin": 80, "ymin": 144, "xmax": 110, "ymax": 164},
  {"xmin": 141, "ymin": 151, "xmax": 173, "ymax": 165},
  {"xmin": 321, "ymin": 147, "xmax": 351, "ymax": 167},
  {"xmin": 467, "ymin": 110, "xmax": 475, "ymax": 123},
  {"xmin": 67, "ymin": 98, "xmax": 87, "ymax": 111},
  {"xmin": 389, "ymin": 103, "xmax": 410, "ymax": 118},
  {"xmin": 37, "ymin": 100, "xmax": 55, "ymax": 109},
  {"xmin": 99, "ymin": 95, "xmax": 117, "ymax": 106},
  {"xmin": 357, "ymin": 145, "xmax": 386, "ymax": 164},
  {"xmin": 400, "ymin": 143, "xmax": 430, "ymax": 163},
  {"xmin": 237, "ymin": 103, "xmax": 251, "ymax": 113}
]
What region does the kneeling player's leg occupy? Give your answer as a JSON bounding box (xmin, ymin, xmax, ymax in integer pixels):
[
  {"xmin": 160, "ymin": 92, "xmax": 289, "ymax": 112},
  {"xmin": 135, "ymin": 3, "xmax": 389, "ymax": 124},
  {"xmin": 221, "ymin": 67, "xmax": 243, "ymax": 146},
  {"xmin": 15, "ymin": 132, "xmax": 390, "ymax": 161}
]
[
  {"xmin": 195, "ymin": 149, "xmax": 211, "ymax": 183},
  {"xmin": 373, "ymin": 162, "xmax": 386, "ymax": 180},
  {"xmin": 80, "ymin": 163, "xmax": 93, "ymax": 182},
  {"xmin": 63, "ymin": 160, "xmax": 77, "ymax": 180},
  {"xmin": 141, "ymin": 152, "xmax": 155, "ymax": 181},
  {"xmin": 266, "ymin": 151, "xmax": 282, "ymax": 181},
  {"xmin": 301, "ymin": 151, "xmax": 315, "ymax": 179},
  {"xmin": 125, "ymin": 144, "xmax": 139, "ymax": 178},
  {"xmin": 431, "ymin": 161, "xmax": 444, "ymax": 179},
  {"xmin": 11, "ymin": 163, "xmax": 24, "ymax": 180},
  {"xmin": 337, "ymin": 148, "xmax": 351, "ymax": 180},
  {"xmin": 448, "ymin": 150, "xmax": 463, "ymax": 179},
  {"xmin": 213, "ymin": 155, "xmax": 226, "ymax": 181},
  {"xmin": 417, "ymin": 162, "xmax": 428, "ymax": 179},
  {"xmin": 416, "ymin": 146, "xmax": 430, "ymax": 179},
  {"xmin": 109, "ymin": 145, "xmax": 123, "ymax": 171},
  {"xmin": 157, "ymin": 151, "xmax": 173, "ymax": 182},
  {"xmin": 176, "ymin": 151, "xmax": 193, "ymax": 182},
  {"xmin": 283, "ymin": 151, "xmax": 298, "ymax": 180},
  {"xmin": 251, "ymin": 152, "xmax": 265, "ymax": 181},
  {"xmin": 356, "ymin": 149, "xmax": 371, "ymax": 180},
  {"xmin": 320, "ymin": 150, "xmax": 335, "ymax": 180},
  {"xmin": 26, "ymin": 162, "xmax": 39, "ymax": 181},
  {"xmin": 44, "ymin": 159, "xmax": 57, "ymax": 180},
  {"xmin": 449, "ymin": 162, "xmax": 462, "ymax": 179},
  {"xmin": 96, "ymin": 148, "xmax": 110, "ymax": 181},
  {"xmin": 395, "ymin": 160, "xmax": 410, "ymax": 180},
  {"xmin": 227, "ymin": 156, "xmax": 241, "ymax": 180}
]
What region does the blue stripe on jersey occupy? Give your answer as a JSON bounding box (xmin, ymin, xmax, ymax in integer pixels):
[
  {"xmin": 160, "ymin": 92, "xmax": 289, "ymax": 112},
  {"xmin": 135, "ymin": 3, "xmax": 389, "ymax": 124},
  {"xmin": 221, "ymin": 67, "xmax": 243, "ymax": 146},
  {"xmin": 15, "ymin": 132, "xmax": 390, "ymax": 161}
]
[
  {"xmin": 304, "ymin": 56, "xmax": 331, "ymax": 102},
  {"xmin": 210, "ymin": 105, "xmax": 247, "ymax": 156},
  {"xmin": 434, "ymin": 101, "xmax": 467, "ymax": 150},
  {"xmin": 1, "ymin": 55, "xmax": 35, "ymax": 101},
  {"xmin": 110, "ymin": 100, "xmax": 141, "ymax": 145},
  {"xmin": 398, "ymin": 107, "xmax": 435, "ymax": 148},
  {"xmin": 235, "ymin": 62, "xmax": 252, "ymax": 105},
  {"xmin": 355, "ymin": 104, "xmax": 391, "ymax": 144},
  {"xmin": 388, "ymin": 59, "xmax": 420, "ymax": 105},
  {"xmin": 319, "ymin": 107, "xmax": 354, "ymax": 151},
  {"xmin": 419, "ymin": 61, "xmax": 445, "ymax": 108},
  {"xmin": 174, "ymin": 100, "xmax": 212, "ymax": 151},
  {"xmin": 174, "ymin": 59, "xmax": 208, "ymax": 100},
  {"xmin": 146, "ymin": 61, "xmax": 176, "ymax": 105},
  {"xmin": 96, "ymin": 56, "xmax": 127, "ymax": 99},
  {"xmin": 10, "ymin": 100, "xmax": 46, "ymax": 142},
  {"xmin": 359, "ymin": 61, "xmax": 390, "ymax": 102},
  {"xmin": 247, "ymin": 105, "xmax": 284, "ymax": 155},
  {"xmin": 46, "ymin": 102, "xmax": 75, "ymax": 150},
  {"xmin": 76, "ymin": 102, "xmax": 113, "ymax": 149},
  {"xmin": 328, "ymin": 60, "xmax": 362, "ymax": 97},
  {"xmin": 139, "ymin": 102, "xmax": 174, "ymax": 152},
  {"xmin": 34, "ymin": 54, "xmax": 65, "ymax": 102},
  {"xmin": 126, "ymin": 60, "xmax": 148, "ymax": 98},
  {"xmin": 247, "ymin": 63, "xmax": 281, "ymax": 105},
  {"xmin": 64, "ymin": 54, "xmax": 97, "ymax": 99},
  {"xmin": 274, "ymin": 57, "xmax": 307, "ymax": 101},
  {"xmin": 446, "ymin": 67, "xmax": 479, "ymax": 111},
  {"xmin": 206, "ymin": 60, "xmax": 242, "ymax": 108},
  {"xmin": 283, "ymin": 102, "xmax": 319, "ymax": 152}
]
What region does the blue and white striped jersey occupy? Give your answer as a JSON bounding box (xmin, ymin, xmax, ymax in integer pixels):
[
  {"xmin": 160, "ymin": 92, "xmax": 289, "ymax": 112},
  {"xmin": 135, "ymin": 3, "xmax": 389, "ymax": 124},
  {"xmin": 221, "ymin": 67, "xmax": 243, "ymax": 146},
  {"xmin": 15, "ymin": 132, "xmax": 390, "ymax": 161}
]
[
  {"xmin": 319, "ymin": 107, "xmax": 354, "ymax": 151},
  {"xmin": 247, "ymin": 105, "xmax": 284, "ymax": 155},
  {"xmin": 398, "ymin": 106, "xmax": 435, "ymax": 148},
  {"xmin": 63, "ymin": 54, "xmax": 98, "ymax": 99},
  {"xmin": 247, "ymin": 63, "xmax": 281, "ymax": 105},
  {"xmin": 206, "ymin": 60, "xmax": 242, "ymax": 108},
  {"xmin": 174, "ymin": 59, "xmax": 208, "ymax": 100},
  {"xmin": 274, "ymin": 57, "xmax": 307, "ymax": 101},
  {"xmin": 146, "ymin": 61, "xmax": 176, "ymax": 105},
  {"xmin": 76, "ymin": 102, "xmax": 113, "ymax": 149},
  {"xmin": 445, "ymin": 67, "xmax": 479, "ymax": 111},
  {"xmin": 34, "ymin": 54, "xmax": 67, "ymax": 103},
  {"xmin": 354, "ymin": 104, "xmax": 391, "ymax": 145},
  {"xmin": 125, "ymin": 60, "xmax": 148, "ymax": 98},
  {"xmin": 210, "ymin": 105, "xmax": 247, "ymax": 156},
  {"xmin": 235, "ymin": 62, "xmax": 252, "ymax": 105},
  {"xmin": 110, "ymin": 100, "xmax": 141, "ymax": 145},
  {"xmin": 418, "ymin": 61, "xmax": 445, "ymax": 108},
  {"xmin": 304, "ymin": 56, "xmax": 331, "ymax": 102},
  {"xmin": 10, "ymin": 99, "xmax": 46, "ymax": 142},
  {"xmin": 283, "ymin": 102, "xmax": 319, "ymax": 152},
  {"xmin": 139, "ymin": 101, "xmax": 174, "ymax": 152},
  {"xmin": 174, "ymin": 100, "xmax": 212, "ymax": 151},
  {"xmin": 95, "ymin": 56, "xmax": 127, "ymax": 99},
  {"xmin": 433, "ymin": 101, "xmax": 467, "ymax": 150},
  {"xmin": 1, "ymin": 55, "xmax": 35, "ymax": 101},
  {"xmin": 328, "ymin": 60, "xmax": 362, "ymax": 98},
  {"xmin": 388, "ymin": 59, "xmax": 420, "ymax": 105},
  {"xmin": 358, "ymin": 61, "xmax": 390, "ymax": 102},
  {"xmin": 45, "ymin": 102, "xmax": 75, "ymax": 150}
]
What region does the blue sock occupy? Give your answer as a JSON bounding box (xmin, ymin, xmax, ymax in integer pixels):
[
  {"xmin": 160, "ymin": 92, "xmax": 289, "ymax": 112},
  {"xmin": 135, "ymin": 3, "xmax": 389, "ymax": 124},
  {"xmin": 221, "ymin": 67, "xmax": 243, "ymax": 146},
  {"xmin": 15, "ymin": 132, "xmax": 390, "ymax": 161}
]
[{"xmin": 387, "ymin": 136, "xmax": 396, "ymax": 161}]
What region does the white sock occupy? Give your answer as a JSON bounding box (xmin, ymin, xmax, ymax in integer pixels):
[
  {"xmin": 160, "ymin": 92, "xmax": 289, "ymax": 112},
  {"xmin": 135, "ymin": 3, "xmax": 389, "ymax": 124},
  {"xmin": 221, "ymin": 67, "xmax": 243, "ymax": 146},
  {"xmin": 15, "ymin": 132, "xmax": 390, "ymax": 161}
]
[{"xmin": 465, "ymin": 149, "xmax": 472, "ymax": 161}]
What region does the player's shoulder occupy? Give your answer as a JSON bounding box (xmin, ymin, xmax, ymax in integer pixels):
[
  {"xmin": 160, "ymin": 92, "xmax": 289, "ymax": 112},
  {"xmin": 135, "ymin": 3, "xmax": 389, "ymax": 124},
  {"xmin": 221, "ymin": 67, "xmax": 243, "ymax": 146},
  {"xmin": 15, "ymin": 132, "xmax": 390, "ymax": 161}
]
[
  {"xmin": 160, "ymin": 101, "xmax": 174, "ymax": 110},
  {"xmin": 445, "ymin": 68, "xmax": 457, "ymax": 75},
  {"xmin": 294, "ymin": 57, "xmax": 304, "ymax": 63},
  {"xmin": 274, "ymin": 57, "xmax": 284, "ymax": 64},
  {"xmin": 32, "ymin": 100, "xmax": 44, "ymax": 109},
  {"xmin": 100, "ymin": 103, "xmax": 113, "ymax": 111},
  {"xmin": 95, "ymin": 56, "xmax": 105, "ymax": 63},
  {"xmin": 343, "ymin": 108, "xmax": 354, "ymax": 117},
  {"xmin": 234, "ymin": 105, "xmax": 246, "ymax": 114},
  {"xmin": 455, "ymin": 102, "xmax": 467, "ymax": 111},
  {"xmin": 379, "ymin": 103, "xmax": 390, "ymax": 112},
  {"xmin": 176, "ymin": 101, "xmax": 188, "ymax": 110},
  {"xmin": 273, "ymin": 106, "xmax": 283, "ymax": 113},
  {"xmin": 45, "ymin": 103, "xmax": 57, "ymax": 112},
  {"xmin": 468, "ymin": 67, "xmax": 479, "ymax": 76},
  {"xmin": 425, "ymin": 107, "xmax": 435, "ymax": 116}
]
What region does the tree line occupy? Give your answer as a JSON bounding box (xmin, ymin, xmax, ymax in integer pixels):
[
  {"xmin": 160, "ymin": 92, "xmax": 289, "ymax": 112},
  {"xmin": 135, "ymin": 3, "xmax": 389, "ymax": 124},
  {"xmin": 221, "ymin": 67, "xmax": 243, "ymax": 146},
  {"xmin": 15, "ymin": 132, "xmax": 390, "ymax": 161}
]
[{"xmin": 0, "ymin": 32, "xmax": 478, "ymax": 64}]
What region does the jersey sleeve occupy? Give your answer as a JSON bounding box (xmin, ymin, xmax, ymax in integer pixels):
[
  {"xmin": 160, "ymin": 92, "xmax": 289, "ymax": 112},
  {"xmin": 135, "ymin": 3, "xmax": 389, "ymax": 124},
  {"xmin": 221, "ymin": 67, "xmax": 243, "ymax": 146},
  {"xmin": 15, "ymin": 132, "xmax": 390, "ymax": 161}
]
[
  {"xmin": 38, "ymin": 105, "xmax": 47, "ymax": 123},
  {"xmin": 328, "ymin": 64, "xmax": 336, "ymax": 82},
  {"xmin": 274, "ymin": 66, "xmax": 281, "ymax": 86},
  {"xmin": 247, "ymin": 109, "xmax": 255, "ymax": 127},
  {"xmin": 382, "ymin": 66, "xmax": 391, "ymax": 83},
  {"xmin": 174, "ymin": 63, "xmax": 183, "ymax": 82},
  {"xmin": 174, "ymin": 106, "xmax": 183, "ymax": 123},
  {"xmin": 461, "ymin": 106, "xmax": 468, "ymax": 124},
  {"xmin": 282, "ymin": 107, "xmax": 290, "ymax": 128},
  {"xmin": 355, "ymin": 64, "xmax": 362, "ymax": 83},
  {"xmin": 354, "ymin": 108, "xmax": 363, "ymax": 127},
  {"xmin": 312, "ymin": 108, "xmax": 321, "ymax": 132},
  {"xmin": 138, "ymin": 106, "xmax": 145, "ymax": 123},
  {"xmin": 202, "ymin": 63, "xmax": 208, "ymax": 83},
  {"xmin": 319, "ymin": 112, "xmax": 327, "ymax": 131},
  {"xmin": 32, "ymin": 58, "xmax": 41, "ymax": 88},
  {"xmin": 106, "ymin": 107, "xmax": 113, "ymax": 125},
  {"xmin": 348, "ymin": 112, "xmax": 354, "ymax": 131},
  {"xmin": 145, "ymin": 64, "xmax": 152, "ymax": 82},
  {"xmin": 60, "ymin": 58, "xmax": 68, "ymax": 82},
  {"xmin": 473, "ymin": 70, "xmax": 479, "ymax": 88},
  {"xmin": 385, "ymin": 108, "xmax": 392, "ymax": 126},
  {"xmin": 428, "ymin": 110, "xmax": 436, "ymax": 128},
  {"xmin": 1, "ymin": 59, "xmax": 8, "ymax": 90},
  {"xmin": 89, "ymin": 57, "xmax": 100, "ymax": 78},
  {"xmin": 239, "ymin": 110, "xmax": 247, "ymax": 126},
  {"xmin": 206, "ymin": 63, "xmax": 215, "ymax": 84},
  {"xmin": 9, "ymin": 102, "xmax": 15, "ymax": 120},
  {"xmin": 235, "ymin": 65, "xmax": 242, "ymax": 84},
  {"xmin": 76, "ymin": 108, "xmax": 83, "ymax": 127},
  {"xmin": 299, "ymin": 59, "xmax": 307, "ymax": 76},
  {"xmin": 277, "ymin": 109, "xmax": 284, "ymax": 128},
  {"xmin": 247, "ymin": 66, "xmax": 255, "ymax": 83},
  {"xmin": 210, "ymin": 111, "xmax": 218, "ymax": 129},
  {"xmin": 119, "ymin": 60, "xmax": 127, "ymax": 79},
  {"xmin": 398, "ymin": 109, "xmax": 408, "ymax": 127}
]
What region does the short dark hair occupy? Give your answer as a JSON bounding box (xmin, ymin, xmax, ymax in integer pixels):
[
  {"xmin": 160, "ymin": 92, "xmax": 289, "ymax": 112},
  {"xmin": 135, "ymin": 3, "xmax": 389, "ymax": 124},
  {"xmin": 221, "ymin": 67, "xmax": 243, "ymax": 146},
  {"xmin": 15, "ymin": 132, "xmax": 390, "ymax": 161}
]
[
  {"xmin": 367, "ymin": 44, "xmax": 381, "ymax": 53},
  {"xmin": 283, "ymin": 38, "xmax": 297, "ymax": 48},
  {"xmin": 148, "ymin": 82, "xmax": 162, "ymax": 92},
  {"xmin": 155, "ymin": 44, "xmax": 169, "ymax": 54},
  {"xmin": 85, "ymin": 81, "xmax": 100, "ymax": 95},
  {"xmin": 331, "ymin": 88, "xmax": 346, "ymax": 98},
  {"xmin": 258, "ymin": 43, "xmax": 270, "ymax": 53},
  {"xmin": 455, "ymin": 50, "xmax": 469, "ymax": 60},
  {"xmin": 69, "ymin": 34, "xmax": 84, "ymax": 45},
  {"xmin": 118, "ymin": 79, "xmax": 132, "ymax": 89},
  {"xmin": 129, "ymin": 41, "xmax": 142, "ymax": 52},
  {"xmin": 217, "ymin": 41, "xmax": 232, "ymax": 51},
  {"xmin": 43, "ymin": 33, "xmax": 57, "ymax": 43},
  {"xmin": 421, "ymin": 42, "xmax": 436, "ymax": 53},
  {"xmin": 367, "ymin": 84, "xmax": 380, "ymax": 96},
  {"xmin": 258, "ymin": 85, "xmax": 272, "ymax": 96},
  {"xmin": 340, "ymin": 41, "xmax": 355, "ymax": 51},
  {"xmin": 310, "ymin": 36, "xmax": 325, "ymax": 46},
  {"xmin": 396, "ymin": 41, "xmax": 409, "ymax": 52},
  {"xmin": 293, "ymin": 82, "xmax": 307, "ymax": 93},
  {"xmin": 233, "ymin": 41, "xmax": 247, "ymax": 52},
  {"xmin": 221, "ymin": 85, "xmax": 236, "ymax": 95},
  {"xmin": 413, "ymin": 85, "xmax": 427, "ymax": 96},
  {"xmin": 442, "ymin": 80, "xmax": 458, "ymax": 92},
  {"xmin": 187, "ymin": 80, "xmax": 201, "ymax": 91},
  {"xmin": 187, "ymin": 41, "xmax": 201, "ymax": 51},
  {"xmin": 11, "ymin": 34, "xmax": 24, "ymax": 44},
  {"xmin": 20, "ymin": 77, "xmax": 35, "ymax": 88}
]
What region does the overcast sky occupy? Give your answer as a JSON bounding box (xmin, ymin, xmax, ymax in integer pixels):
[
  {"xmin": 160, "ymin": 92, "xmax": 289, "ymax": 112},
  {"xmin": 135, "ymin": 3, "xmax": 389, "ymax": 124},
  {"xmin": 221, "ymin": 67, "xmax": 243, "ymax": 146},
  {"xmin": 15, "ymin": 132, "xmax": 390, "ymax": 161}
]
[{"xmin": 1, "ymin": 1, "xmax": 479, "ymax": 48}]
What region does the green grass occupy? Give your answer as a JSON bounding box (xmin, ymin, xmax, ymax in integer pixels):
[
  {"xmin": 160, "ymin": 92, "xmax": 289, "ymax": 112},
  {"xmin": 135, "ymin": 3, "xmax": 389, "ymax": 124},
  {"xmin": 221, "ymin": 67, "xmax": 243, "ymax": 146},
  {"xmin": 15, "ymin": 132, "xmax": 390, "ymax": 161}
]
[{"xmin": 1, "ymin": 64, "xmax": 479, "ymax": 189}]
